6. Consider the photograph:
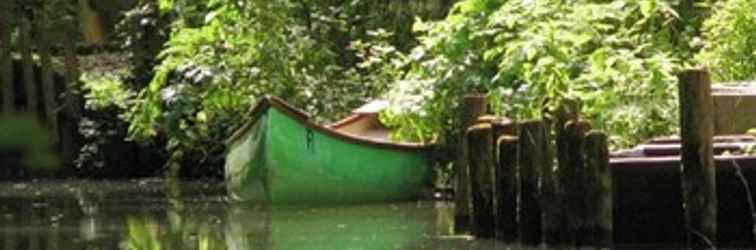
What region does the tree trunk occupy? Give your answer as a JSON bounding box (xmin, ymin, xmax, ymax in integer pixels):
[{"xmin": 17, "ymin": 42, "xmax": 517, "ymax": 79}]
[
  {"xmin": 0, "ymin": 1, "xmax": 15, "ymax": 114},
  {"xmin": 61, "ymin": 16, "xmax": 84, "ymax": 165},
  {"xmin": 19, "ymin": 17, "xmax": 39, "ymax": 116},
  {"xmin": 36, "ymin": 10, "xmax": 59, "ymax": 144}
]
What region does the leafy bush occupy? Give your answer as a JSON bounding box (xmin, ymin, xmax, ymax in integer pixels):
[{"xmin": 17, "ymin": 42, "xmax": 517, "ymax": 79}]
[
  {"xmin": 77, "ymin": 72, "xmax": 166, "ymax": 178},
  {"xmin": 127, "ymin": 0, "xmax": 452, "ymax": 173},
  {"xmin": 0, "ymin": 115, "xmax": 59, "ymax": 172},
  {"xmin": 381, "ymin": 0, "xmax": 692, "ymax": 149},
  {"xmin": 697, "ymin": 0, "xmax": 756, "ymax": 81}
]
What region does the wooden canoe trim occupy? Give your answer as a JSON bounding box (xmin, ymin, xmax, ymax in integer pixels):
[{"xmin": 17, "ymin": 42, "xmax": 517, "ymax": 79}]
[
  {"xmin": 226, "ymin": 96, "xmax": 431, "ymax": 151},
  {"xmin": 328, "ymin": 114, "xmax": 363, "ymax": 129}
]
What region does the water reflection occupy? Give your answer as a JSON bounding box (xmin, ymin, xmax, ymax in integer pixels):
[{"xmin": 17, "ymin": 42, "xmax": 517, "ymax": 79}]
[{"xmin": 0, "ymin": 180, "xmax": 498, "ymax": 250}]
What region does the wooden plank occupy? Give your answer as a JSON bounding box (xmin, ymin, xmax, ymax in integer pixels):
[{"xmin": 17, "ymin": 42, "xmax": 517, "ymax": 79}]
[
  {"xmin": 678, "ymin": 69, "xmax": 717, "ymax": 247},
  {"xmin": 454, "ymin": 94, "xmax": 486, "ymax": 234},
  {"xmin": 0, "ymin": 0, "xmax": 14, "ymax": 114},
  {"xmin": 467, "ymin": 123, "xmax": 496, "ymax": 238}
]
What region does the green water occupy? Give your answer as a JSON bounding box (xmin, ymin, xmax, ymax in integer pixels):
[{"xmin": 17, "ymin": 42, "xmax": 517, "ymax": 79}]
[{"xmin": 0, "ymin": 180, "xmax": 512, "ymax": 250}]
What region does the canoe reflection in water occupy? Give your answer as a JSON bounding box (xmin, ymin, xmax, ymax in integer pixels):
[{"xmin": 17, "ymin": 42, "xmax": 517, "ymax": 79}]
[{"xmin": 224, "ymin": 203, "xmax": 435, "ymax": 250}]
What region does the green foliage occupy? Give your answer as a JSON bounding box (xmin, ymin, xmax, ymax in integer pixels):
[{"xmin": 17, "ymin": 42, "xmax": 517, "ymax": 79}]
[
  {"xmin": 117, "ymin": 0, "xmax": 170, "ymax": 89},
  {"xmin": 82, "ymin": 72, "xmax": 134, "ymax": 110},
  {"xmin": 126, "ymin": 0, "xmax": 452, "ymax": 171},
  {"xmin": 381, "ymin": 0, "xmax": 691, "ymax": 149},
  {"xmin": 697, "ymin": 0, "xmax": 756, "ymax": 82},
  {"xmin": 77, "ymin": 72, "xmax": 166, "ymax": 177},
  {"xmin": 0, "ymin": 115, "xmax": 59, "ymax": 171}
]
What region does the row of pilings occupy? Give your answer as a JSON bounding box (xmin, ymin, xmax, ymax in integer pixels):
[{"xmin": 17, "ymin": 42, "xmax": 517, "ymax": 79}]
[{"xmin": 453, "ymin": 69, "xmax": 719, "ymax": 248}]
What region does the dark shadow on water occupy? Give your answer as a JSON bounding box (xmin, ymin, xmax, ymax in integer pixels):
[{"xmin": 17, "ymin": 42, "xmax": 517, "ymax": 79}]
[
  {"xmin": 0, "ymin": 180, "xmax": 518, "ymax": 250},
  {"xmin": 2, "ymin": 179, "xmax": 734, "ymax": 250}
]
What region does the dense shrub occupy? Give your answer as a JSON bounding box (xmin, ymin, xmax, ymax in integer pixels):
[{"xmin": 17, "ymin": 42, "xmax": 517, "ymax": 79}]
[
  {"xmin": 696, "ymin": 0, "xmax": 756, "ymax": 81},
  {"xmin": 126, "ymin": 0, "xmax": 455, "ymax": 173},
  {"xmin": 76, "ymin": 72, "xmax": 166, "ymax": 178},
  {"xmin": 380, "ymin": 0, "xmax": 695, "ymax": 150}
]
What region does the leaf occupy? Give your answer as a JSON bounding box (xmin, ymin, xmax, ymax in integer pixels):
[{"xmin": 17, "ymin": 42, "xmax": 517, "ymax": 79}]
[{"xmin": 640, "ymin": 0, "xmax": 656, "ymax": 18}]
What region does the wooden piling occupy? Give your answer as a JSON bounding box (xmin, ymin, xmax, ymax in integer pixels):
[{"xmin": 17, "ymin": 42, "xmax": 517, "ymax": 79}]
[
  {"xmin": 35, "ymin": 10, "xmax": 59, "ymax": 143},
  {"xmin": 561, "ymin": 121, "xmax": 588, "ymax": 245},
  {"xmin": 543, "ymin": 99, "xmax": 581, "ymax": 245},
  {"xmin": 467, "ymin": 123, "xmax": 496, "ymax": 237},
  {"xmin": 678, "ymin": 69, "xmax": 717, "ymax": 247},
  {"xmin": 19, "ymin": 17, "xmax": 38, "ymax": 115},
  {"xmin": 496, "ymin": 135, "xmax": 519, "ymax": 242},
  {"xmin": 0, "ymin": 0, "xmax": 14, "ymax": 114},
  {"xmin": 519, "ymin": 120, "xmax": 544, "ymax": 244},
  {"xmin": 491, "ymin": 118, "xmax": 517, "ymax": 138},
  {"xmin": 584, "ymin": 131, "xmax": 613, "ymax": 246},
  {"xmin": 540, "ymin": 117, "xmax": 562, "ymax": 245},
  {"xmin": 455, "ymin": 94, "xmax": 487, "ymax": 234}
]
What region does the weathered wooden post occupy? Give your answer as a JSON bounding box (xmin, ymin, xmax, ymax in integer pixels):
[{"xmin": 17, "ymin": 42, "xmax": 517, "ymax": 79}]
[
  {"xmin": 519, "ymin": 120, "xmax": 544, "ymax": 244},
  {"xmin": 496, "ymin": 134, "xmax": 519, "ymax": 242},
  {"xmin": 538, "ymin": 116, "xmax": 562, "ymax": 246},
  {"xmin": 542, "ymin": 99, "xmax": 579, "ymax": 245},
  {"xmin": 0, "ymin": 0, "xmax": 14, "ymax": 114},
  {"xmin": 467, "ymin": 123, "xmax": 496, "ymax": 237},
  {"xmin": 491, "ymin": 118, "xmax": 516, "ymax": 138},
  {"xmin": 678, "ymin": 69, "xmax": 717, "ymax": 247},
  {"xmin": 561, "ymin": 121, "xmax": 588, "ymax": 245},
  {"xmin": 454, "ymin": 94, "xmax": 487, "ymax": 234},
  {"xmin": 35, "ymin": 10, "xmax": 59, "ymax": 143},
  {"xmin": 584, "ymin": 131, "xmax": 613, "ymax": 246},
  {"xmin": 19, "ymin": 17, "xmax": 38, "ymax": 116},
  {"xmin": 61, "ymin": 15, "xmax": 84, "ymax": 165}
]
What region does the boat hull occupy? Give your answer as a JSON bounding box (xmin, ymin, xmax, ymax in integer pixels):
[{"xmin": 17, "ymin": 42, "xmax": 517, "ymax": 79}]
[{"xmin": 225, "ymin": 99, "xmax": 430, "ymax": 205}]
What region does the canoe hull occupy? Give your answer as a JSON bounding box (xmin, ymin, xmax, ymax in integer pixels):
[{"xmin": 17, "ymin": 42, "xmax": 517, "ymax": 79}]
[{"xmin": 225, "ymin": 99, "xmax": 430, "ymax": 205}]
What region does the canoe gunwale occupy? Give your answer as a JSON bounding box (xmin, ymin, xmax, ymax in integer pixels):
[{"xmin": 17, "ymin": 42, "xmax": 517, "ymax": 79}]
[{"xmin": 226, "ymin": 96, "xmax": 432, "ymax": 151}]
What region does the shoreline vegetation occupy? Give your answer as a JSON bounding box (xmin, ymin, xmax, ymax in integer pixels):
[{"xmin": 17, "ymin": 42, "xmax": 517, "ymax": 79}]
[{"xmin": 0, "ymin": 0, "xmax": 754, "ymax": 180}]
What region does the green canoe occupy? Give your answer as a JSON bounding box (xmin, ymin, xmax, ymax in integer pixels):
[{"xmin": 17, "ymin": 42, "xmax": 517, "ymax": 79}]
[{"xmin": 225, "ymin": 96, "xmax": 431, "ymax": 205}]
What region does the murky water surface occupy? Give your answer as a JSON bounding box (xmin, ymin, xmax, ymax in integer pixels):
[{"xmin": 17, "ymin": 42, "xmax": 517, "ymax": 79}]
[{"xmin": 0, "ymin": 180, "xmax": 517, "ymax": 250}]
